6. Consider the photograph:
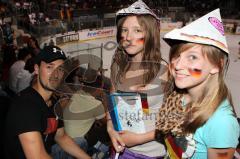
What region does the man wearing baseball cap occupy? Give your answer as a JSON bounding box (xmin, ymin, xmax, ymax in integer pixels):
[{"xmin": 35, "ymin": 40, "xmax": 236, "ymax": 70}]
[{"xmin": 5, "ymin": 46, "xmax": 91, "ymax": 159}]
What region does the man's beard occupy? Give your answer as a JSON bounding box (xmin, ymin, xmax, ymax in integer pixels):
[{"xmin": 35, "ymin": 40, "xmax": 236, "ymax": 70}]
[{"xmin": 39, "ymin": 75, "xmax": 57, "ymax": 92}]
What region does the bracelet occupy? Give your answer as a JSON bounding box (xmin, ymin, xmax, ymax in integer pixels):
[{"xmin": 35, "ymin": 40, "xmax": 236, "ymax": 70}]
[{"xmin": 155, "ymin": 129, "xmax": 165, "ymax": 143}]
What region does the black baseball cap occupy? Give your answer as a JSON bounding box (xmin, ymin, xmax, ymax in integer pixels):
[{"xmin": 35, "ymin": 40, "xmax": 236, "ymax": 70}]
[{"xmin": 35, "ymin": 45, "xmax": 67, "ymax": 64}]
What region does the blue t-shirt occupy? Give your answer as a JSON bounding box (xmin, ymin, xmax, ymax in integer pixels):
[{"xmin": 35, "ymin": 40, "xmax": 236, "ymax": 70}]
[{"xmin": 191, "ymin": 99, "xmax": 239, "ymax": 159}]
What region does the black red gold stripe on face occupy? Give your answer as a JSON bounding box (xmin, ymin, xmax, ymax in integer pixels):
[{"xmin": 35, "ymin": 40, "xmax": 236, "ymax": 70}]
[
  {"xmin": 136, "ymin": 38, "xmax": 144, "ymax": 44},
  {"xmin": 188, "ymin": 68, "xmax": 202, "ymax": 78}
]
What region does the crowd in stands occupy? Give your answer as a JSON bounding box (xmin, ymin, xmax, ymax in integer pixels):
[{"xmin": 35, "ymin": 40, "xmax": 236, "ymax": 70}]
[
  {"xmin": 6, "ymin": 0, "xmax": 239, "ymax": 18},
  {"xmin": 0, "ymin": 2, "xmax": 11, "ymax": 18},
  {"xmin": 5, "ymin": 0, "xmax": 239, "ymax": 38}
]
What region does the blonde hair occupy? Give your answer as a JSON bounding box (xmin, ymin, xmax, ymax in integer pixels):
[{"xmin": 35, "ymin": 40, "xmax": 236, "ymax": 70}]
[
  {"xmin": 169, "ymin": 43, "xmax": 234, "ymax": 133},
  {"xmin": 111, "ymin": 15, "xmax": 162, "ymax": 87}
]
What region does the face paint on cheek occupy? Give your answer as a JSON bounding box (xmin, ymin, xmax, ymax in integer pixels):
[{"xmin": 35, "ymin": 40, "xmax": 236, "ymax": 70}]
[
  {"xmin": 188, "ymin": 68, "xmax": 202, "ymax": 78},
  {"xmin": 136, "ymin": 38, "xmax": 144, "ymax": 44}
]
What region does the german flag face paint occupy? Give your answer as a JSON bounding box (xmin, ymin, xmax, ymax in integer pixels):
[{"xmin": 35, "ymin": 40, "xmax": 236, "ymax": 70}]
[
  {"xmin": 136, "ymin": 38, "xmax": 145, "ymax": 45},
  {"xmin": 188, "ymin": 68, "xmax": 202, "ymax": 78}
]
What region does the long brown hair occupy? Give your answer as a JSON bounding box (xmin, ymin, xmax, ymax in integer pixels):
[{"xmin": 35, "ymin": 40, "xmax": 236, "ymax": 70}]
[
  {"xmin": 169, "ymin": 43, "xmax": 234, "ymax": 133},
  {"xmin": 111, "ymin": 15, "xmax": 162, "ymax": 87}
]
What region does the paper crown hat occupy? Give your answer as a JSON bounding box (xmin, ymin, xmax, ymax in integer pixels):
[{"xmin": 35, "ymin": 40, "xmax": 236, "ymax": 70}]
[
  {"xmin": 116, "ymin": 0, "xmax": 159, "ymax": 23},
  {"xmin": 163, "ymin": 9, "xmax": 229, "ymax": 54}
]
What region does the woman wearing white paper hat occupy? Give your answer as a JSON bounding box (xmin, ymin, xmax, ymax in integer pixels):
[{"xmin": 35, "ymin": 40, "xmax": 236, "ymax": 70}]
[
  {"xmin": 156, "ymin": 9, "xmax": 239, "ymax": 159},
  {"xmin": 107, "ymin": 0, "xmax": 169, "ymax": 158}
]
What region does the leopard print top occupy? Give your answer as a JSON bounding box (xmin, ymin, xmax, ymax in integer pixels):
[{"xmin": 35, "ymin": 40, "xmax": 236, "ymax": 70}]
[{"xmin": 156, "ymin": 91, "xmax": 191, "ymax": 136}]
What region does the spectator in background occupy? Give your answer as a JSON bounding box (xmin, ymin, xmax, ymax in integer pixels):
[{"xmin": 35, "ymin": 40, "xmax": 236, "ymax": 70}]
[
  {"xmin": 27, "ymin": 36, "xmax": 40, "ymax": 56},
  {"xmin": 49, "ymin": 39, "xmax": 55, "ymax": 46},
  {"xmin": 16, "ymin": 57, "xmax": 35, "ymax": 93},
  {"xmin": 1, "ymin": 23, "xmax": 14, "ymax": 45},
  {"xmin": 8, "ymin": 47, "xmax": 32, "ymax": 94},
  {"xmin": 1, "ymin": 44, "xmax": 16, "ymax": 82},
  {"xmin": 66, "ymin": 7, "xmax": 73, "ymax": 22},
  {"xmin": 60, "ymin": 7, "xmax": 65, "ymax": 20}
]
